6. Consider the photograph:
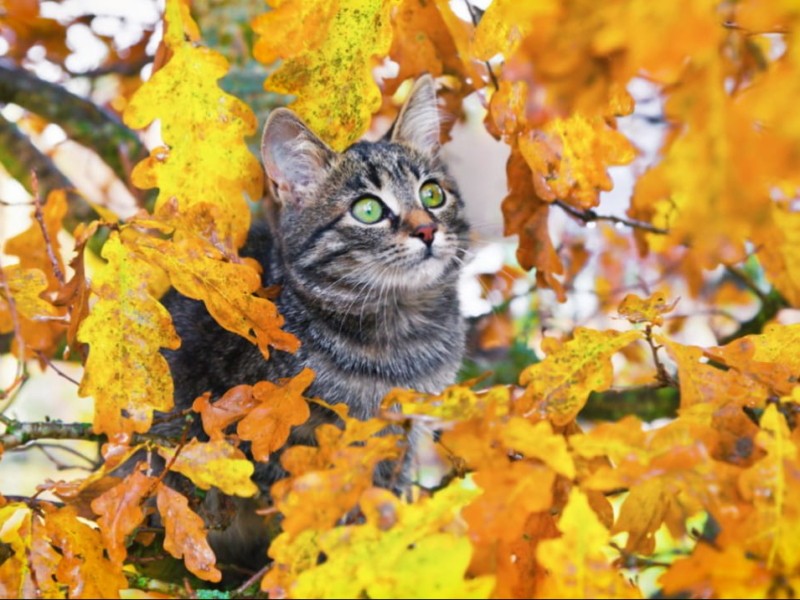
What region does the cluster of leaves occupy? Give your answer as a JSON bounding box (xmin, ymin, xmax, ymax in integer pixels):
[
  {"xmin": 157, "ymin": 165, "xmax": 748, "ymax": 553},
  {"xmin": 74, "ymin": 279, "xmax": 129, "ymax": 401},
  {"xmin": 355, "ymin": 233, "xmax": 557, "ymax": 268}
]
[{"xmin": 1, "ymin": 0, "xmax": 800, "ymax": 598}]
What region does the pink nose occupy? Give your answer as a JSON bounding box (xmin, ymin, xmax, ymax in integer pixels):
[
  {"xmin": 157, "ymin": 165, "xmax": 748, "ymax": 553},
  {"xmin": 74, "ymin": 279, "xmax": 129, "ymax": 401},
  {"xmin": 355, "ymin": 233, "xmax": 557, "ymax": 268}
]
[{"xmin": 412, "ymin": 223, "xmax": 438, "ymax": 246}]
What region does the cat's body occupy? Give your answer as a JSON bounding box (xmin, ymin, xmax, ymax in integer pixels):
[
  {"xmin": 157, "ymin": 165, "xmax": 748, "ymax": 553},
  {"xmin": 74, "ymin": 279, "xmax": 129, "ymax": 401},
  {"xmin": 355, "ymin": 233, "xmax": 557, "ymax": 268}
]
[{"xmin": 160, "ymin": 76, "xmax": 470, "ymax": 568}]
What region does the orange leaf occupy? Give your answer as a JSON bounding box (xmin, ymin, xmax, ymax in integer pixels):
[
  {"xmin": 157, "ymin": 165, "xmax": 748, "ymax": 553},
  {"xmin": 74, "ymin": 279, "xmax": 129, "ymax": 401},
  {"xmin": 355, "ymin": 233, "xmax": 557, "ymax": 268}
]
[
  {"xmin": 238, "ymin": 368, "xmax": 314, "ymax": 462},
  {"xmin": 90, "ymin": 467, "xmax": 156, "ymax": 565},
  {"xmin": 45, "ymin": 506, "xmax": 128, "ymax": 599},
  {"xmin": 519, "ymin": 114, "xmax": 635, "ymax": 210},
  {"xmin": 192, "ymin": 386, "xmax": 258, "ymax": 441},
  {"xmin": 501, "ymin": 146, "xmax": 565, "ymax": 299},
  {"xmin": 156, "ymin": 483, "xmax": 221, "ymax": 583}
]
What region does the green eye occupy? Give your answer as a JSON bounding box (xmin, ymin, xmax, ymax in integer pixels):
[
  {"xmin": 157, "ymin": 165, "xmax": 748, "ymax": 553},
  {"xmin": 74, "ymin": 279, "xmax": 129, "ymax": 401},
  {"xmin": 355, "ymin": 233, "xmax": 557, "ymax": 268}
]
[
  {"xmin": 351, "ymin": 196, "xmax": 385, "ymax": 224},
  {"xmin": 419, "ymin": 181, "xmax": 445, "ymax": 209}
]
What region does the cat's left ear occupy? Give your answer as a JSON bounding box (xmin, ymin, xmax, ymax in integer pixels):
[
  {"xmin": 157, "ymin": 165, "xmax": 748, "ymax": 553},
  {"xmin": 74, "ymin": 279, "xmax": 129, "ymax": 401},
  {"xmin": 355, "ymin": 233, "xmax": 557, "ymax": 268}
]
[{"xmin": 390, "ymin": 74, "xmax": 441, "ymax": 156}]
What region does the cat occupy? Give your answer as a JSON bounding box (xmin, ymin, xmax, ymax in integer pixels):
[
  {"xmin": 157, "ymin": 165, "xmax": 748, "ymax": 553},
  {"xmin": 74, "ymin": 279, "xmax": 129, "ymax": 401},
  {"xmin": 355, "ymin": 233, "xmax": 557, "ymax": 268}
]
[{"xmin": 159, "ymin": 74, "xmax": 471, "ymax": 569}]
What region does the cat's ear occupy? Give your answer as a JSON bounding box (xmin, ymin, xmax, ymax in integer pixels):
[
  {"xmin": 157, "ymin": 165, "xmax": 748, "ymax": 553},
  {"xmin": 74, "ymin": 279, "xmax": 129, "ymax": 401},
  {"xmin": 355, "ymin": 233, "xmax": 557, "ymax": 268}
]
[
  {"xmin": 261, "ymin": 108, "xmax": 336, "ymax": 202},
  {"xmin": 390, "ymin": 74, "xmax": 441, "ymax": 155}
]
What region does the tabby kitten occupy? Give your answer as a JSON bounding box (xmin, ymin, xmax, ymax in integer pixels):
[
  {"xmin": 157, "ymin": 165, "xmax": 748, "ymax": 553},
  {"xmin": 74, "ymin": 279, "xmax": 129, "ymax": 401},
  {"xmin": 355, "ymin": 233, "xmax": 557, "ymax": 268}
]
[{"xmin": 162, "ymin": 75, "xmax": 470, "ymax": 566}]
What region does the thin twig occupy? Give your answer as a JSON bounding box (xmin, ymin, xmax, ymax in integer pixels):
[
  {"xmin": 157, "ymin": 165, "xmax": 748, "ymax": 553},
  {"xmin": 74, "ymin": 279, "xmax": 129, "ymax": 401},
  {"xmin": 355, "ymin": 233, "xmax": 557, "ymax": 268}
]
[
  {"xmin": 232, "ymin": 563, "xmax": 271, "ymax": 598},
  {"xmin": 0, "ymin": 198, "xmax": 34, "ymax": 206},
  {"xmin": 644, "ymin": 324, "xmax": 676, "ymax": 387},
  {"xmin": 30, "ymin": 171, "xmax": 66, "ymax": 286},
  {"xmin": 34, "ymin": 351, "xmax": 80, "ymax": 386},
  {"xmin": 554, "ymin": 200, "xmax": 669, "ymax": 235},
  {"xmin": 31, "ymin": 442, "xmax": 98, "ymax": 471}
]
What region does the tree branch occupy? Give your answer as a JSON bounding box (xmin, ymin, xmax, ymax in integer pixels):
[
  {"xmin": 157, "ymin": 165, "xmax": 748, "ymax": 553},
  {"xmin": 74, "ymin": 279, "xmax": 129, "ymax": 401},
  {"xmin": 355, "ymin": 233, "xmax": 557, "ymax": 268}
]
[
  {"xmin": 0, "ymin": 61, "xmax": 147, "ymax": 189},
  {"xmin": 554, "ymin": 199, "xmax": 669, "ymax": 235},
  {"xmin": 583, "ymin": 385, "xmax": 679, "ymax": 422},
  {"xmin": 0, "ymin": 416, "xmax": 181, "ymax": 451}
]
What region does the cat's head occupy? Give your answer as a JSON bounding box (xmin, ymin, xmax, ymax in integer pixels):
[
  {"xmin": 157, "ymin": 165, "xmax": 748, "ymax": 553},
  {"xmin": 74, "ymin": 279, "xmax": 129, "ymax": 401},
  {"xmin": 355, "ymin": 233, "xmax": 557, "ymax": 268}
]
[{"xmin": 260, "ymin": 75, "xmax": 470, "ymax": 299}]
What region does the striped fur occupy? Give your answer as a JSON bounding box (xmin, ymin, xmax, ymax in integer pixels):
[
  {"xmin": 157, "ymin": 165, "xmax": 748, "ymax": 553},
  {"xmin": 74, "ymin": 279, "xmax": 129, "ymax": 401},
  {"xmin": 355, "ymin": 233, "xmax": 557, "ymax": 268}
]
[{"xmin": 160, "ymin": 76, "xmax": 470, "ymax": 566}]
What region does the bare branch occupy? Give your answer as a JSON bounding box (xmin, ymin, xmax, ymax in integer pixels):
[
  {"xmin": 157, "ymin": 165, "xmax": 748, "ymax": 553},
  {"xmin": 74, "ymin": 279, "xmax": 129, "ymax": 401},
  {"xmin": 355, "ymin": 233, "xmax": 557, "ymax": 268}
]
[
  {"xmin": 31, "ymin": 172, "xmax": 67, "ymax": 286},
  {"xmin": 0, "ymin": 417, "xmax": 182, "ymax": 452},
  {"xmin": 0, "ymin": 61, "xmax": 147, "ymax": 184},
  {"xmin": 554, "ymin": 199, "xmax": 669, "ymax": 235}
]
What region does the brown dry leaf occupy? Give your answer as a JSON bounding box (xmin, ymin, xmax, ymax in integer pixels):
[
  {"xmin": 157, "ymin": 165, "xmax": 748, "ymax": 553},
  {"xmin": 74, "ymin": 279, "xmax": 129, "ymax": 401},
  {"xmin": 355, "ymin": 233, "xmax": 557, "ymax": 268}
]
[
  {"xmin": 520, "ymin": 328, "xmax": 643, "ymax": 425},
  {"xmin": 501, "ymin": 146, "xmax": 565, "ymax": 299},
  {"xmin": 238, "ymin": 368, "xmax": 314, "ymax": 462},
  {"xmin": 158, "ymin": 439, "xmax": 258, "ymax": 498},
  {"xmin": 90, "ymin": 467, "xmax": 157, "ymax": 566},
  {"xmin": 156, "ymin": 483, "xmax": 221, "ymax": 583}
]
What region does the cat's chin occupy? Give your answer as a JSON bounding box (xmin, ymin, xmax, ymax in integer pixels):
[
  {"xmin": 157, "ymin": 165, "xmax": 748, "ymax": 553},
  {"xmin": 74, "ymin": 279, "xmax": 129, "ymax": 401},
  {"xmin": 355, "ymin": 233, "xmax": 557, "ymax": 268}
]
[{"xmin": 401, "ymin": 255, "xmax": 449, "ymax": 289}]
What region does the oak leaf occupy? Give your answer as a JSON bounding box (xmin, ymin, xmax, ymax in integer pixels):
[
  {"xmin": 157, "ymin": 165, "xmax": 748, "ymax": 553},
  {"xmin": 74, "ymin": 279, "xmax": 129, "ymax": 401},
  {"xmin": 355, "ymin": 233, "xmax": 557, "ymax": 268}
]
[
  {"xmin": 125, "ymin": 225, "xmax": 299, "ymax": 360},
  {"xmin": 45, "ymin": 506, "xmax": 128, "ymax": 599},
  {"xmin": 156, "ymin": 483, "xmax": 221, "ymax": 583},
  {"xmin": 90, "ymin": 467, "xmax": 157, "ymax": 565},
  {"xmin": 238, "ymin": 368, "xmax": 314, "ymax": 461},
  {"xmin": 158, "ymin": 439, "xmax": 258, "ymax": 498},
  {"xmin": 520, "ymin": 327, "xmax": 642, "ymax": 425},
  {"xmin": 124, "ymin": 0, "xmax": 261, "ymax": 250},
  {"xmin": 77, "ymin": 233, "xmax": 180, "ymax": 436},
  {"xmin": 618, "ymin": 292, "xmax": 679, "ymax": 326},
  {"xmin": 536, "ymin": 488, "xmax": 641, "ymax": 598},
  {"xmin": 253, "ymin": 0, "xmax": 401, "ymax": 150}
]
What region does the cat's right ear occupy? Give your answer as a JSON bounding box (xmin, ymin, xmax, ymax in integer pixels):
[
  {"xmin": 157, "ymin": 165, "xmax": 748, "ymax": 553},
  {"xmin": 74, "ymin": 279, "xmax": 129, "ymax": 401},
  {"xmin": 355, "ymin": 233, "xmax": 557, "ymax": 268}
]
[{"xmin": 261, "ymin": 108, "xmax": 336, "ymax": 203}]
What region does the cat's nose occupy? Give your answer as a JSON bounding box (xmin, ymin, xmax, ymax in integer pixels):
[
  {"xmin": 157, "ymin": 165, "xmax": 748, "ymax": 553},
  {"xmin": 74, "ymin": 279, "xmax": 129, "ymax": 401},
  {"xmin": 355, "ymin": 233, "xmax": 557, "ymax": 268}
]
[{"xmin": 412, "ymin": 223, "xmax": 438, "ymax": 246}]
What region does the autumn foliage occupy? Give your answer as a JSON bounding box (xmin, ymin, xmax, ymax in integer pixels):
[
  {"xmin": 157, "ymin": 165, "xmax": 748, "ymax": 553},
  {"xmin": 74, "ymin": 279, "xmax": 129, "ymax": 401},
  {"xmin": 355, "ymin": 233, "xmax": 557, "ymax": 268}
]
[{"xmin": 1, "ymin": 0, "xmax": 800, "ymax": 598}]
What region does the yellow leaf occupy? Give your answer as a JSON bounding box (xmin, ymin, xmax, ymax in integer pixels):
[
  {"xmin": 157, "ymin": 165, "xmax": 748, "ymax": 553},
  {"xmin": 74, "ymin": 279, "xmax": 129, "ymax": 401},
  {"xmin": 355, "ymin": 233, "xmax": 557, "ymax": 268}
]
[
  {"xmin": 520, "ymin": 328, "xmax": 642, "ymax": 425},
  {"xmin": 0, "ymin": 265, "xmax": 58, "ymax": 326},
  {"xmin": 537, "ymin": 488, "xmax": 640, "ymax": 599},
  {"xmin": 617, "ymin": 292, "xmax": 679, "ymax": 326},
  {"xmin": 738, "ymin": 404, "xmax": 800, "ymax": 570},
  {"xmin": 269, "ymin": 481, "xmax": 492, "ymax": 599},
  {"xmin": 124, "ymin": 224, "xmax": 299, "ymax": 359},
  {"xmin": 499, "ymin": 417, "xmax": 575, "ymax": 479},
  {"xmin": 471, "ymin": 0, "xmax": 558, "ymax": 60},
  {"xmin": 77, "ymin": 234, "xmax": 180, "ymax": 436},
  {"xmin": 158, "ymin": 438, "xmax": 258, "ymax": 498},
  {"xmin": 253, "ymin": 0, "xmax": 402, "ymax": 150},
  {"xmin": 123, "ymin": 0, "xmax": 262, "ymax": 249},
  {"xmin": 519, "ymin": 114, "xmax": 635, "ymax": 210},
  {"xmin": 756, "ymin": 202, "xmax": 800, "ymax": 307}
]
